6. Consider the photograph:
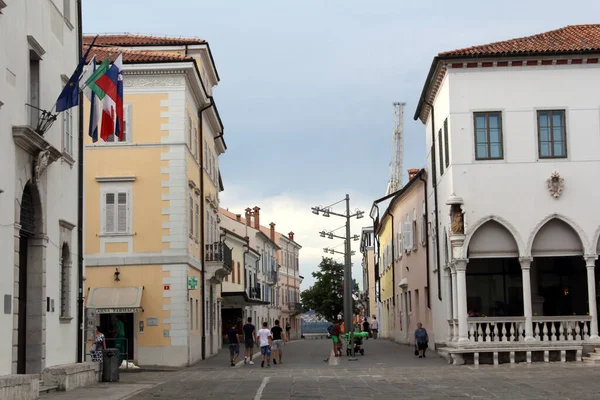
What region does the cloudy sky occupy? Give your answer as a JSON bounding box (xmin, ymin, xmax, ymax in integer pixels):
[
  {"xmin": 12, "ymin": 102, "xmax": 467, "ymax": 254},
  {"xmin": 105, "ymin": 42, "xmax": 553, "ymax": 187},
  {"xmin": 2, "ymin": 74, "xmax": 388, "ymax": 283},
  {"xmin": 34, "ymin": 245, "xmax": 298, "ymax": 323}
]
[{"xmin": 83, "ymin": 0, "xmax": 600, "ymax": 289}]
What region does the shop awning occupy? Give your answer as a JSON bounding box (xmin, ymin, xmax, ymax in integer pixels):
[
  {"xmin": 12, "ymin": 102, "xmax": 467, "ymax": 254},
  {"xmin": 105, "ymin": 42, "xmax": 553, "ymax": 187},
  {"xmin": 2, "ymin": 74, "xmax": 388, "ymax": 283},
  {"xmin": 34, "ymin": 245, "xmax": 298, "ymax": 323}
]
[
  {"xmin": 87, "ymin": 286, "xmax": 144, "ymax": 314},
  {"xmin": 221, "ymin": 291, "xmax": 268, "ymax": 308}
]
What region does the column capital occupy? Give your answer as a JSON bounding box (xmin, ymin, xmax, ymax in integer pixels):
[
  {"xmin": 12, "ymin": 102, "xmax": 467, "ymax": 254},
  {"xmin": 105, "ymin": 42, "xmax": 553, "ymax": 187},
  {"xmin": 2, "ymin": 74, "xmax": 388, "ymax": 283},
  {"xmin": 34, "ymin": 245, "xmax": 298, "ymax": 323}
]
[
  {"xmin": 519, "ymin": 257, "xmax": 533, "ymax": 269},
  {"xmin": 454, "ymin": 258, "xmax": 468, "ymax": 272},
  {"xmin": 584, "ymin": 255, "xmax": 598, "ymax": 267}
]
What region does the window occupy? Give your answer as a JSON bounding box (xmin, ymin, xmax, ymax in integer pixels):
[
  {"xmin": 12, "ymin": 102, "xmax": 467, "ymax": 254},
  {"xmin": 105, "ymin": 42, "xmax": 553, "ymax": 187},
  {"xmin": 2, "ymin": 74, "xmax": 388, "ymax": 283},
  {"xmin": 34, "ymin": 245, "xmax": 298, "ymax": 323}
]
[
  {"xmin": 537, "ymin": 110, "xmax": 567, "ymax": 158},
  {"xmin": 189, "ymin": 196, "xmax": 194, "ymax": 236},
  {"xmin": 60, "ymin": 243, "xmax": 71, "ymax": 318},
  {"xmin": 29, "ymin": 58, "xmax": 40, "ymax": 128},
  {"xmin": 195, "ymin": 299, "xmax": 199, "ymax": 330},
  {"xmin": 443, "ymin": 118, "xmax": 449, "ymax": 168},
  {"xmin": 187, "ymin": 116, "xmax": 192, "ymax": 149},
  {"xmin": 103, "ymin": 191, "xmax": 129, "ymax": 233},
  {"xmin": 190, "ymin": 298, "xmax": 193, "ymax": 329},
  {"xmin": 193, "ymin": 126, "xmax": 198, "ymax": 158},
  {"xmin": 204, "ymin": 139, "xmax": 208, "ymax": 169},
  {"xmin": 397, "ymin": 223, "xmax": 403, "ymax": 259},
  {"xmin": 63, "ymin": 105, "xmax": 73, "ymax": 155},
  {"xmin": 195, "ymin": 203, "xmax": 199, "ymax": 242},
  {"xmin": 420, "ymin": 203, "xmax": 427, "ymax": 246},
  {"xmin": 105, "ymin": 103, "xmax": 132, "ymax": 143},
  {"xmin": 408, "ymin": 291, "xmax": 412, "ymax": 312},
  {"xmin": 474, "ymin": 112, "xmax": 503, "ymax": 160},
  {"xmin": 412, "ymin": 209, "xmax": 418, "ymax": 250},
  {"xmin": 403, "ymin": 221, "xmax": 413, "ymax": 252},
  {"xmin": 438, "ymin": 129, "xmax": 444, "ymax": 175}
]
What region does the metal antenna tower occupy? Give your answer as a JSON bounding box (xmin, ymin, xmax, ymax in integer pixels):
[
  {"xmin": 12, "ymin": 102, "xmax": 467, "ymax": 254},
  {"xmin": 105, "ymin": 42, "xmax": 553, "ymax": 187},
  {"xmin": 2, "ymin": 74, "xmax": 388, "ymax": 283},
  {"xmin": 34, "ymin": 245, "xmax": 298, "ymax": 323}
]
[{"xmin": 386, "ymin": 102, "xmax": 405, "ymax": 195}]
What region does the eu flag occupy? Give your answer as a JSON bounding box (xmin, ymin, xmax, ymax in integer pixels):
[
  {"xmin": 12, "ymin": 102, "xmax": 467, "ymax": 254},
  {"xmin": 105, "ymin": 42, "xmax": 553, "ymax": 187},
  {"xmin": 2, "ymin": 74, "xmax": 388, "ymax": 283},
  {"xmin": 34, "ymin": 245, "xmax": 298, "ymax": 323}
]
[{"xmin": 55, "ymin": 36, "xmax": 97, "ymax": 112}]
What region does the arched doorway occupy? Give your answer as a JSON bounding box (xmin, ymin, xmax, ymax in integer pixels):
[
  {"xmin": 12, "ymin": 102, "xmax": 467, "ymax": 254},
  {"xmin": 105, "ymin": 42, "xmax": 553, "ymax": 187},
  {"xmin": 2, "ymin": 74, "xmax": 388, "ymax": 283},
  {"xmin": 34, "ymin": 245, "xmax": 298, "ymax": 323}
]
[
  {"xmin": 16, "ymin": 183, "xmax": 44, "ymax": 374},
  {"xmin": 531, "ymin": 218, "xmax": 585, "ymax": 316},
  {"xmin": 466, "ymin": 220, "xmax": 521, "ymax": 317}
]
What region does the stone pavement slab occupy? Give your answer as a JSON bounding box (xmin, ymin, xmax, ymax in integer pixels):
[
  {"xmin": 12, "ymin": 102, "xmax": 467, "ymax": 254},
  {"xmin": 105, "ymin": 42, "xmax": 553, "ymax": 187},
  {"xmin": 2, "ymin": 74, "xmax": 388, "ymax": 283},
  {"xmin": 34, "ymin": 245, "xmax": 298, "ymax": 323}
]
[{"xmin": 39, "ymin": 383, "xmax": 155, "ymax": 400}]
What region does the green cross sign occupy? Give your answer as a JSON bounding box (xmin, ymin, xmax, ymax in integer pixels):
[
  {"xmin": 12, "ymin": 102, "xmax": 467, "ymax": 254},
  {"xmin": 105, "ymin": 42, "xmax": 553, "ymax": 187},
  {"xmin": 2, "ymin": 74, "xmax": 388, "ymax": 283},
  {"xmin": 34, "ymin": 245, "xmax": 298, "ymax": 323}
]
[{"xmin": 188, "ymin": 276, "xmax": 198, "ymax": 290}]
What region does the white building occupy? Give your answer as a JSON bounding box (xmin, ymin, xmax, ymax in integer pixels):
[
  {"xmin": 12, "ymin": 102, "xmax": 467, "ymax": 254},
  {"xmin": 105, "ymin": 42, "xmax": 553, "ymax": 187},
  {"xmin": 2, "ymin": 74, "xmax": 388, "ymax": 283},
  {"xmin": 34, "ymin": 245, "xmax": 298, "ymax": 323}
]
[
  {"xmin": 0, "ymin": 0, "xmax": 82, "ymax": 377},
  {"xmin": 415, "ymin": 24, "xmax": 600, "ymax": 364}
]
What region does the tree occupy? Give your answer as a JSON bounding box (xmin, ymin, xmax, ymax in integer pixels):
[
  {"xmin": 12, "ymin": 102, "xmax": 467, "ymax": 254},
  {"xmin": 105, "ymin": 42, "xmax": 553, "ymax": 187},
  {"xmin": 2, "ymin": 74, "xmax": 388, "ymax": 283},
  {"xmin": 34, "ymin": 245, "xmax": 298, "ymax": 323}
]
[{"xmin": 301, "ymin": 257, "xmax": 360, "ymax": 323}]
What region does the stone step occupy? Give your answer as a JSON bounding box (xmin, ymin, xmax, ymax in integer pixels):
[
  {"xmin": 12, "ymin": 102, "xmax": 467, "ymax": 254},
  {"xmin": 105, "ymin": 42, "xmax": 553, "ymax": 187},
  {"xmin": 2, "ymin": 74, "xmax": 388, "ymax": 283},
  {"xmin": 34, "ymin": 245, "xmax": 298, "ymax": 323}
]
[
  {"xmin": 39, "ymin": 381, "xmax": 59, "ymax": 394},
  {"xmin": 582, "ymin": 357, "xmax": 600, "ymax": 364}
]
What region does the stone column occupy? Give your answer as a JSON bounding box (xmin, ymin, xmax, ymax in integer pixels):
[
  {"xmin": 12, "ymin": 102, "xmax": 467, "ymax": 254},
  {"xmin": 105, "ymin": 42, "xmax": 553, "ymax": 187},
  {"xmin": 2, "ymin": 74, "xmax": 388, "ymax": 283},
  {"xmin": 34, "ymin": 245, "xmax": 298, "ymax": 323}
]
[
  {"xmin": 584, "ymin": 256, "xmax": 599, "ymax": 341},
  {"xmin": 519, "ymin": 257, "xmax": 535, "ymax": 341},
  {"xmin": 444, "ymin": 266, "xmax": 453, "ymax": 341},
  {"xmin": 451, "ymin": 266, "xmax": 458, "ymax": 341},
  {"xmin": 454, "ymin": 259, "xmax": 469, "ymax": 343}
]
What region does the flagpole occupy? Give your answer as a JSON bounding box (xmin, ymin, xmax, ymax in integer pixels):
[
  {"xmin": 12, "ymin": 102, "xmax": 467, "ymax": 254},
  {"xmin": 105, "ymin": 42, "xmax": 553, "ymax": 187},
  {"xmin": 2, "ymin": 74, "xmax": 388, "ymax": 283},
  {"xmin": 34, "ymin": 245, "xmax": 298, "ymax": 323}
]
[{"xmin": 76, "ymin": 0, "xmax": 85, "ymax": 364}]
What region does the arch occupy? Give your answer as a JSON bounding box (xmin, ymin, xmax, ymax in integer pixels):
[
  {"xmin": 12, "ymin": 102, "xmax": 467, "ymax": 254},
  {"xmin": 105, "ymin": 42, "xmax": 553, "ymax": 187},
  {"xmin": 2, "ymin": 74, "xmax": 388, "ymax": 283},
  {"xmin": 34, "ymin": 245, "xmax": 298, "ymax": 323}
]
[
  {"xmin": 462, "ymin": 215, "xmax": 524, "ymax": 259},
  {"xmin": 592, "ymin": 225, "xmax": 600, "ymax": 256},
  {"xmin": 526, "ymin": 213, "xmax": 588, "ymax": 257}
]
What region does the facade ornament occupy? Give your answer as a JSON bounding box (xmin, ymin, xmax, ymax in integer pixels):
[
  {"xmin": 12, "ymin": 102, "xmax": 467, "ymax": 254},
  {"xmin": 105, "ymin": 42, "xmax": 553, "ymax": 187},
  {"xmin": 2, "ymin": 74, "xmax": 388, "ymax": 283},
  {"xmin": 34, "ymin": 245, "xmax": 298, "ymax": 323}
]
[
  {"xmin": 547, "ymin": 171, "xmax": 564, "ymax": 198},
  {"xmin": 34, "ymin": 149, "xmax": 51, "ymax": 184},
  {"xmin": 450, "ymin": 204, "xmax": 464, "ymax": 235}
]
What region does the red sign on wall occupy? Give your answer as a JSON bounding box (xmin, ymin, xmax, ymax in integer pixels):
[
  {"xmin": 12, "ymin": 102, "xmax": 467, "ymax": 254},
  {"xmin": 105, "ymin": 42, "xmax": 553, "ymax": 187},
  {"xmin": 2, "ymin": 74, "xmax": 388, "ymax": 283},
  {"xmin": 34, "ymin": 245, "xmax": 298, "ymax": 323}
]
[{"xmin": 164, "ymin": 285, "xmax": 170, "ymax": 291}]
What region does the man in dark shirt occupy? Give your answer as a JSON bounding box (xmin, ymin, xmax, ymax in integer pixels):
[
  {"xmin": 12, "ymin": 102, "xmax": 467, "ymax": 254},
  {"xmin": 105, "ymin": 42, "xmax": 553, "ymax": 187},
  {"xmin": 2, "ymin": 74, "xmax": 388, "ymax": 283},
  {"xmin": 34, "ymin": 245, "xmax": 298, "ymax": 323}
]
[
  {"xmin": 270, "ymin": 319, "xmax": 285, "ymax": 365},
  {"xmin": 227, "ymin": 322, "xmax": 240, "ymax": 366},
  {"xmin": 242, "ymin": 317, "xmax": 257, "ymax": 365}
]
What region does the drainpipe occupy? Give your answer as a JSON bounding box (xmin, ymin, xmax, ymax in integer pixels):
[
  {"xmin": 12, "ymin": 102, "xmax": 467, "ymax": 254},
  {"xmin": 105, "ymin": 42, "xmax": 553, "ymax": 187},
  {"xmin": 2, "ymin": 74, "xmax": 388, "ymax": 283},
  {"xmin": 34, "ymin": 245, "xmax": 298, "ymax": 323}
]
[
  {"xmin": 198, "ymin": 101, "xmax": 212, "ymax": 360},
  {"xmin": 418, "ymin": 172, "xmax": 431, "ymax": 308},
  {"xmin": 391, "ymin": 214, "xmax": 395, "ymax": 308},
  {"xmin": 423, "ymin": 100, "xmax": 442, "ymax": 301},
  {"xmin": 76, "ymin": 0, "xmax": 84, "ymax": 364}
]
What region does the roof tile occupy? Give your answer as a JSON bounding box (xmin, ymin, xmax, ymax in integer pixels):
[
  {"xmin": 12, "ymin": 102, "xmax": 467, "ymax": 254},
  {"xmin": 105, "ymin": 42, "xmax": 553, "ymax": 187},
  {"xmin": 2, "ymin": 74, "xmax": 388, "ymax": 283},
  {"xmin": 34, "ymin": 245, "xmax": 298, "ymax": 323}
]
[
  {"xmin": 440, "ymin": 24, "xmax": 600, "ymax": 57},
  {"xmin": 84, "ymin": 46, "xmax": 193, "ymax": 64},
  {"xmin": 84, "ymin": 34, "xmax": 205, "ymax": 47}
]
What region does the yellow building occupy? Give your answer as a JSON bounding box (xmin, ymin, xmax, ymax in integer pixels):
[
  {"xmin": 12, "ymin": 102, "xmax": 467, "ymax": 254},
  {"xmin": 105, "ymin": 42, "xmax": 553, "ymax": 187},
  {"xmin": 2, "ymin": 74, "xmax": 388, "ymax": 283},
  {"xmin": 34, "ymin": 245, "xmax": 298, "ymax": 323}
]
[
  {"xmin": 377, "ymin": 214, "xmax": 395, "ymax": 337},
  {"xmin": 83, "ymin": 34, "xmax": 229, "ymax": 366}
]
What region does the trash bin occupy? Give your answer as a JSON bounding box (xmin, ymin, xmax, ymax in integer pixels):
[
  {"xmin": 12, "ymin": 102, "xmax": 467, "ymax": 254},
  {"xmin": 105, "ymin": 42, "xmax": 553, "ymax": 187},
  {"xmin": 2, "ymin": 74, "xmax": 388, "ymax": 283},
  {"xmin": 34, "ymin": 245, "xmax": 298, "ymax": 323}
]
[{"xmin": 102, "ymin": 348, "xmax": 120, "ymax": 382}]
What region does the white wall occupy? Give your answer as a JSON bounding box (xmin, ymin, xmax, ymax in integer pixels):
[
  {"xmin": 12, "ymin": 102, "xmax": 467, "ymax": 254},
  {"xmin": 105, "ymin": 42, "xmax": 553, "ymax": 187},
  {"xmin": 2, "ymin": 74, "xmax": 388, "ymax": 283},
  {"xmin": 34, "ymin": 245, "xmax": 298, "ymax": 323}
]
[
  {"xmin": 0, "ymin": 0, "xmax": 80, "ymax": 374},
  {"xmin": 425, "ymin": 61, "xmax": 600, "ymax": 345}
]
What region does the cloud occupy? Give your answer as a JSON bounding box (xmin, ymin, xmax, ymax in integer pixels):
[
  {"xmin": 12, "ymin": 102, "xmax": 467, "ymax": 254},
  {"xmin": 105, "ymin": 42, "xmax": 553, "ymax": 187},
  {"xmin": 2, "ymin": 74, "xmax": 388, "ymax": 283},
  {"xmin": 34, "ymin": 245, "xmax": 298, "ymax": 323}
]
[{"xmin": 220, "ymin": 184, "xmax": 375, "ymax": 290}]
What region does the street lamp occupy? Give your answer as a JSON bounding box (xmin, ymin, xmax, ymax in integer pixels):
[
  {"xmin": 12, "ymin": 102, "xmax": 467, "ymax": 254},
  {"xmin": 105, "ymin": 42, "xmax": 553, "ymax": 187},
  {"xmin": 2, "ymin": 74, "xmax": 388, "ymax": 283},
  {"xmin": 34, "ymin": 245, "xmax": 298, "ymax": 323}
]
[{"xmin": 312, "ymin": 194, "xmax": 364, "ymax": 358}]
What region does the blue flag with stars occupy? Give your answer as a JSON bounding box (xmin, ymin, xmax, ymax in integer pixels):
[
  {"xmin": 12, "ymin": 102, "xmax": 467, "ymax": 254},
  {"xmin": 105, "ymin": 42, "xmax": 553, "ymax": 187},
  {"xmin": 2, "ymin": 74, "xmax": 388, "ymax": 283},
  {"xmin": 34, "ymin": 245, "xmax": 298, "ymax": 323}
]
[{"xmin": 55, "ymin": 36, "xmax": 97, "ymax": 112}]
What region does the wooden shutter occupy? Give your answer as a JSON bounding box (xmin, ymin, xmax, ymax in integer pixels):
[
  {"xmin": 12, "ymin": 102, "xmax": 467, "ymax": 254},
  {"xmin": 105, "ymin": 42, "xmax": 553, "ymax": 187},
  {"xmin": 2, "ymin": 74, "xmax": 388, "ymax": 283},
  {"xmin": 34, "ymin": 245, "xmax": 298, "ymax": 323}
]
[
  {"xmin": 105, "ymin": 193, "xmax": 115, "ymax": 233},
  {"xmin": 403, "ymin": 221, "xmax": 412, "ymax": 251},
  {"xmin": 117, "ymin": 192, "xmax": 128, "ymax": 233},
  {"xmin": 195, "ymin": 203, "xmax": 199, "ymax": 242},
  {"xmin": 189, "ymin": 196, "xmax": 194, "ymax": 236}
]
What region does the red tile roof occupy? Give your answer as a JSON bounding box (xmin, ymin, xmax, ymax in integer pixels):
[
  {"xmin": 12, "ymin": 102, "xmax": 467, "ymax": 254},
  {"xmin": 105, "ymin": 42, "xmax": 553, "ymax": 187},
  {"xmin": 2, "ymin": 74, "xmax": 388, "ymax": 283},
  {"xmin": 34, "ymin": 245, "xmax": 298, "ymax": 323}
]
[
  {"xmin": 84, "ymin": 46, "xmax": 193, "ymax": 64},
  {"xmin": 440, "ymin": 24, "xmax": 600, "ymax": 57},
  {"xmin": 84, "ymin": 34, "xmax": 205, "ymax": 47}
]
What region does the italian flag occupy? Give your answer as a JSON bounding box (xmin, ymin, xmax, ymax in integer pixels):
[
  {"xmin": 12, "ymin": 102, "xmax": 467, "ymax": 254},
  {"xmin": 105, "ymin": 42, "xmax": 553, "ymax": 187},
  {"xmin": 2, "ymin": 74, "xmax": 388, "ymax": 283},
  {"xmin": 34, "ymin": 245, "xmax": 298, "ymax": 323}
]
[
  {"xmin": 87, "ymin": 54, "xmax": 124, "ymax": 142},
  {"xmin": 86, "ymin": 58, "xmax": 111, "ymax": 141}
]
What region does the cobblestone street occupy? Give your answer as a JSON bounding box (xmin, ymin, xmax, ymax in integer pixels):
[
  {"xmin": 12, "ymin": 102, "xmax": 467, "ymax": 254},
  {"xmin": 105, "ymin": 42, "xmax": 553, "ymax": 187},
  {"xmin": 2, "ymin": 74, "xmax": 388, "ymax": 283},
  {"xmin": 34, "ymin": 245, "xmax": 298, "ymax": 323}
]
[{"xmin": 42, "ymin": 339, "xmax": 600, "ymax": 400}]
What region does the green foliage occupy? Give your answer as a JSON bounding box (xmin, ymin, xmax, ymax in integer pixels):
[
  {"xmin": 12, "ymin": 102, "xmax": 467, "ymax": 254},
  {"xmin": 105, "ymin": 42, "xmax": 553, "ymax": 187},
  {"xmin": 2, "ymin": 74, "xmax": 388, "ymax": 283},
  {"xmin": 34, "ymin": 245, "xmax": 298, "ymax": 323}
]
[{"xmin": 300, "ymin": 257, "xmax": 360, "ymax": 322}]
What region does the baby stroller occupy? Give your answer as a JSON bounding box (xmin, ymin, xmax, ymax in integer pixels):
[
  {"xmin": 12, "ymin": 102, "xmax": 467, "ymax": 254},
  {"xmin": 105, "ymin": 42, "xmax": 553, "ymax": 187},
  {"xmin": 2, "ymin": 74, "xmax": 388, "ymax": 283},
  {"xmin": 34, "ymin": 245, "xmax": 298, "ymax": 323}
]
[{"xmin": 341, "ymin": 332, "xmax": 368, "ymax": 356}]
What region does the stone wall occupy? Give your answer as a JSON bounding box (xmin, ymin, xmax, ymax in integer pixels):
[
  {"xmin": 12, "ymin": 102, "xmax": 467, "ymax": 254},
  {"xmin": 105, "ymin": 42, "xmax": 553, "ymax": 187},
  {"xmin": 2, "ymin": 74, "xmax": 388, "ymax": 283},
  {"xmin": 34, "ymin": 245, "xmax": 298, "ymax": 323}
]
[
  {"xmin": 0, "ymin": 374, "xmax": 39, "ymax": 400},
  {"xmin": 42, "ymin": 361, "xmax": 100, "ymax": 391}
]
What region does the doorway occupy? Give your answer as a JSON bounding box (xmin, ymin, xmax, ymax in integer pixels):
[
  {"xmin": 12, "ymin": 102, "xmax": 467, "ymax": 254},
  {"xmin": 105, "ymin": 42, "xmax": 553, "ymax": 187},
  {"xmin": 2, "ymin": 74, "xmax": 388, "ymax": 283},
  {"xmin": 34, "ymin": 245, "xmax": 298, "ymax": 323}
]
[
  {"xmin": 16, "ymin": 183, "xmax": 44, "ymax": 374},
  {"xmin": 99, "ymin": 313, "xmax": 135, "ymax": 361}
]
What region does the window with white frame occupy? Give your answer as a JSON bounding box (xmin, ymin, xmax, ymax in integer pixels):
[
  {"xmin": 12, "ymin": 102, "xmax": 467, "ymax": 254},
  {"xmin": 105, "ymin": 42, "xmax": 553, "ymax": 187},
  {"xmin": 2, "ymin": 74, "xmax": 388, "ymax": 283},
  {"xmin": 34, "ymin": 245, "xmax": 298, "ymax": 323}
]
[
  {"xmin": 102, "ymin": 190, "xmax": 130, "ymax": 234},
  {"xmin": 105, "ymin": 103, "xmax": 132, "ymax": 143},
  {"xmin": 403, "ymin": 220, "xmax": 413, "ymax": 253},
  {"xmin": 195, "ymin": 203, "xmax": 199, "ymax": 242},
  {"xmin": 189, "ymin": 196, "xmax": 194, "ymax": 237},
  {"xmin": 63, "ymin": 106, "xmax": 73, "ymax": 155},
  {"xmin": 412, "ymin": 209, "xmax": 418, "ymax": 250},
  {"xmin": 397, "ymin": 223, "xmax": 402, "ymax": 259}
]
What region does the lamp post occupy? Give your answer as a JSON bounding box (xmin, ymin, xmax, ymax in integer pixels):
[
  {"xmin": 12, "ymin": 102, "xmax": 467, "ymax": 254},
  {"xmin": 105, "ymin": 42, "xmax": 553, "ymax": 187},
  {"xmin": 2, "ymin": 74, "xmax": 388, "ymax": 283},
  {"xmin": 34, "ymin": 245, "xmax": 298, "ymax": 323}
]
[{"xmin": 312, "ymin": 194, "xmax": 364, "ymax": 357}]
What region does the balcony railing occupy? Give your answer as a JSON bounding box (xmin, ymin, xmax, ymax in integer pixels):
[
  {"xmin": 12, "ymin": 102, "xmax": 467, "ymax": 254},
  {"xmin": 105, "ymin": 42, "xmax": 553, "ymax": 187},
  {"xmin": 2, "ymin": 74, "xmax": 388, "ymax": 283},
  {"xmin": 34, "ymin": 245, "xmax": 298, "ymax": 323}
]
[{"xmin": 206, "ymin": 242, "xmax": 232, "ymax": 266}]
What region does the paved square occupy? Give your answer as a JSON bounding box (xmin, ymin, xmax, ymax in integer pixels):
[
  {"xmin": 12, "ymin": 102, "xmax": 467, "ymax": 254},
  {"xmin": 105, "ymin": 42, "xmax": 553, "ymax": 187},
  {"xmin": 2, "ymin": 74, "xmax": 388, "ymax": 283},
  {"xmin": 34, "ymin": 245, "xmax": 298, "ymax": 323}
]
[{"xmin": 43, "ymin": 339, "xmax": 600, "ymax": 399}]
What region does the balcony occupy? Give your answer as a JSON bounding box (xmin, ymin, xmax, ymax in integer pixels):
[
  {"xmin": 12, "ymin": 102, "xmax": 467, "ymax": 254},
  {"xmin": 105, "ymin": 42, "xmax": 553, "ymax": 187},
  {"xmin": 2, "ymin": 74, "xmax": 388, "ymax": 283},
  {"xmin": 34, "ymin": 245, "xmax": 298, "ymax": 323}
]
[
  {"xmin": 289, "ymin": 302, "xmax": 303, "ymax": 316},
  {"xmin": 205, "ymin": 242, "xmax": 232, "ymax": 284}
]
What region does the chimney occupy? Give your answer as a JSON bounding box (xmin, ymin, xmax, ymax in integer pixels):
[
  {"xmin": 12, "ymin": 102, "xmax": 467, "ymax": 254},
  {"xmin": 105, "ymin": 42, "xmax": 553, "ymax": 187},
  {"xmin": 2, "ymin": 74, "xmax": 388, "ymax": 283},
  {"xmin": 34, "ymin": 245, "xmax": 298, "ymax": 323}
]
[
  {"xmin": 408, "ymin": 168, "xmax": 420, "ymax": 181},
  {"xmin": 288, "ymin": 231, "xmax": 294, "ymax": 241},
  {"xmin": 253, "ymin": 206, "xmax": 261, "ymax": 230},
  {"xmin": 269, "ymin": 222, "xmax": 275, "ymax": 241},
  {"xmin": 236, "ymin": 214, "xmax": 241, "ymax": 222},
  {"xmin": 245, "ymin": 208, "xmax": 252, "ymax": 226}
]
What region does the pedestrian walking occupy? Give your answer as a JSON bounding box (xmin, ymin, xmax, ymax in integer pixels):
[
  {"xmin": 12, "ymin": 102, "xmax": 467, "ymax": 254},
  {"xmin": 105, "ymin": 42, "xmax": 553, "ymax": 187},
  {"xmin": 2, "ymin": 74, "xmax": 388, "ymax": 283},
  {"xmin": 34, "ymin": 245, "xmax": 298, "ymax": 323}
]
[
  {"xmin": 414, "ymin": 322, "xmax": 429, "ymax": 358},
  {"xmin": 257, "ymin": 321, "xmax": 273, "ymax": 368},
  {"xmin": 285, "ymin": 322, "xmax": 291, "ymax": 342},
  {"xmin": 362, "ymin": 317, "xmax": 370, "ymax": 340},
  {"xmin": 243, "ymin": 317, "xmax": 256, "ymax": 365},
  {"xmin": 271, "ymin": 320, "xmax": 285, "ymax": 364},
  {"xmin": 370, "ymin": 316, "xmax": 379, "ymax": 339},
  {"xmin": 227, "ymin": 322, "xmax": 241, "ymax": 366}
]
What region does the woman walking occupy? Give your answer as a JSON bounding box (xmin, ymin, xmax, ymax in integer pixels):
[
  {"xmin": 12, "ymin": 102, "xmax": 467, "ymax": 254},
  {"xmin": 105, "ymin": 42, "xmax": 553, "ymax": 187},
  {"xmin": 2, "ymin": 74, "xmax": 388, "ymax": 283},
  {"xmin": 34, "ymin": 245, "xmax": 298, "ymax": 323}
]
[{"xmin": 414, "ymin": 323, "xmax": 429, "ymax": 358}]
